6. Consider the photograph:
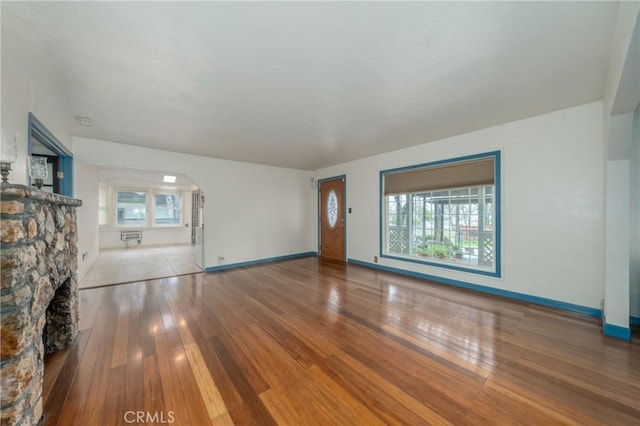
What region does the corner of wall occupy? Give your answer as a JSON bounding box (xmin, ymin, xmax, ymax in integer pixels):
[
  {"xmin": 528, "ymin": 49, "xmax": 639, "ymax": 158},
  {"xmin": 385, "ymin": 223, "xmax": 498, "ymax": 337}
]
[{"xmin": 603, "ymin": 322, "xmax": 633, "ymax": 341}]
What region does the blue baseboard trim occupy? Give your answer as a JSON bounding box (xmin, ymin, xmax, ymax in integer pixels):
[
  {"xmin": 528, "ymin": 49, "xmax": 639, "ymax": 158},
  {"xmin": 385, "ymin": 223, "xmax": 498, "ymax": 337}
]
[
  {"xmin": 603, "ymin": 323, "xmax": 632, "ymax": 341},
  {"xmin": 347, "ymin": 258, "xmax": 602, "ymax": 319},
  {"xmin": 630, "ymin": 316, "xmax": 640, "ymax": 327},
  {"xmin": 205, "ymin": 252, "xmax": 317, "ymax": 272}
]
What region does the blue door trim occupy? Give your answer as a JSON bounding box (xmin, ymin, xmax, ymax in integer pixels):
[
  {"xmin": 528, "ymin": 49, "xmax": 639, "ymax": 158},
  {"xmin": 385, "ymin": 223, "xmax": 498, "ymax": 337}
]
[{"xmin": 28, "ymin": 113, "xmax": 74, "ymax": 197}]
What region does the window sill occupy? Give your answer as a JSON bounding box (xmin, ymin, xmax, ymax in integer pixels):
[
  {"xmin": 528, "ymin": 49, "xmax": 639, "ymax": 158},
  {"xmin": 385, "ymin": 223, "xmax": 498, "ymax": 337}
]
[
  {"xmin": 380, "ymin": 253, "xmax": 500, "ymax": 278},
  {"xmin": 99, "ymin": 225, "xmax": 186, "ymax": 230}
]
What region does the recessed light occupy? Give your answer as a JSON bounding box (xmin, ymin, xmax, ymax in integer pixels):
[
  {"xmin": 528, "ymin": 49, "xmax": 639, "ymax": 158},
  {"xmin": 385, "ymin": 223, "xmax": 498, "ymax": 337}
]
[
  {"xmin": 75, "ymin": 116, "xmax": 93, "ymax": 127},
  {"xmin": 163, "ymin": 175, "xmax": 176, "ymax": 183}
]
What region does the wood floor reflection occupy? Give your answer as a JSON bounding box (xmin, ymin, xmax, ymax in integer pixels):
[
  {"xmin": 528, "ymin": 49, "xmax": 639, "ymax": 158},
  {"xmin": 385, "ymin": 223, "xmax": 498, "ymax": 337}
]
[{"xmin": 44, "ymin": 258, "xmax": 639, "ymax": 425}]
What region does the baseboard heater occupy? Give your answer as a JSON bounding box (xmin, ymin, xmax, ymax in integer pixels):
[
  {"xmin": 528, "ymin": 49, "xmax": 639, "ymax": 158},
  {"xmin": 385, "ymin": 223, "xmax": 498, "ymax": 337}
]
[{"xmin": 120, "ymin": 230, "xmax": 142, "ymax": 246}]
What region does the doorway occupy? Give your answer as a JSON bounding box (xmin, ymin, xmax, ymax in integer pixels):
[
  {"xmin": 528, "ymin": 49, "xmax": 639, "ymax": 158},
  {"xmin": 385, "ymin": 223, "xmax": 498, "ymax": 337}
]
[
  {"xmin": 77, "ymin": 166, "xmax": 205, "ymax": 288},
  {"xmin": 28, "ymin": 113, "xmax": 73, "ymax": 196},
  {"xmin": 318, "ymin": 176, "xmax": 346, "ymax": 262}
]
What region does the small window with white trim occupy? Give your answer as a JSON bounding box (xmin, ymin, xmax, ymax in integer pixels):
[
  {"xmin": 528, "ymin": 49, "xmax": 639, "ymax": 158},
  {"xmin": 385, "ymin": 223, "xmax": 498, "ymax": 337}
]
[
  {"xmin": 98, "ymin": 184, "xmax": 109, "ymax": 226},
  {"xmin": 154, "ymin": 193, "xmax": 181, "ymax": 225},
  {"xmin": 116, "ymin": 190, "xmax": 147, "ymax": 226},
  {"xmin": 381, "ymin": 151, "xmax": 500, "ymax": 277}
]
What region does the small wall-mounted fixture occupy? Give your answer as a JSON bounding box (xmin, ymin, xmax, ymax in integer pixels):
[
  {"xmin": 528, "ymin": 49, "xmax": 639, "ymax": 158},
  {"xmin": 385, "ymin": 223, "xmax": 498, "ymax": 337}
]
[
  {"xmin": 29, "ymin": 156, "xmax": 48, "ymax": 189},
  {"xmin": 311, "ymin": 177, "xmax": 316, "ymax": 189},
  {"xmin": 163, "ymin": 175, "xmax": 176, "ymax": 183},
  {"xmin": 0, "ymin": 129, "xmax": 18, "ymax": 184}
]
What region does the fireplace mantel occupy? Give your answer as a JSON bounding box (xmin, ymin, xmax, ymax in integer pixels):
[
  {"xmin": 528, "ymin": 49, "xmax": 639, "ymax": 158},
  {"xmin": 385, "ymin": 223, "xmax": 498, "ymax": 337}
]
[{"xmin": 1, "ymin": 184, "xmax": 82, "ymax": 425}]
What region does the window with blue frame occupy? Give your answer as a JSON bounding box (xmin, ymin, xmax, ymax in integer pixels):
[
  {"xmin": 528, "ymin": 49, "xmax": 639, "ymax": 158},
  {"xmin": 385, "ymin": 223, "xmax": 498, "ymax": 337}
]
[
  {"xmin": 381, "ymin": 151, "xmax": 501, "ymax": 277},
  {"xmin": 28, "ymin": 113, "xmax": 74, "ymax": 197}
]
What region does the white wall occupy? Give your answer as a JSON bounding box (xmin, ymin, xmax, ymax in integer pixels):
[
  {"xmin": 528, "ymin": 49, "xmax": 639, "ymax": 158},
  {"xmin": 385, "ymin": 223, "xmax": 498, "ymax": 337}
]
[
  {"xmin": 74, "ymin": 163, "xmax": 99, "ymax": 280},
  {"xmin": 608, "ymin": 113, "xmax": 634, "ymax": 160},
  {"xmin": 603, "ymin": 9, "xmax": 639, "ymax": 327},
  {"xmin": 605, "ymin": 159, "xmax": 630, "ymax": 328},
  {"xmin": 603, "ymin": 3, "xmax": 640, "ymax": 118},
  {"xmin": 605, "ymin": 113, "xmax": 635, "ymax": 328},
  {"xmin": 314, "ymin": 102, "xmax": 605, "ymax": 310},
  {"xmin": 72, "ymin": 138, "xmax": 315, "ymax": 269},
  {"xmin": 631, "ymin": 105, "xmax": 640, "ymax": 319},
  {"xmin": 1, "ymin": 6, "xmax": 72, "ymax": 184}
]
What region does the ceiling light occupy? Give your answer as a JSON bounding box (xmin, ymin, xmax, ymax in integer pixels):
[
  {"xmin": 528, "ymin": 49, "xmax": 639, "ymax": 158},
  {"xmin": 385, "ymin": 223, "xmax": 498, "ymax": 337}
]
[
  {"xmin": 75, "ymin": 116, "xmax": 93, "ymax": 127},
  {"xmin": 163, "ymin": 175, "xmax": 176, "ymax": 183}
]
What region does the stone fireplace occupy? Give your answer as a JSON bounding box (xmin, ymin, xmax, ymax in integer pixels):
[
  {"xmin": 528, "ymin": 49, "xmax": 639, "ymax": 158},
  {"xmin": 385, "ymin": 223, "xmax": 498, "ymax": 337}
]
[{"xmin": 1, "ymin": 185, "xmax": 82, "ymax": 425}]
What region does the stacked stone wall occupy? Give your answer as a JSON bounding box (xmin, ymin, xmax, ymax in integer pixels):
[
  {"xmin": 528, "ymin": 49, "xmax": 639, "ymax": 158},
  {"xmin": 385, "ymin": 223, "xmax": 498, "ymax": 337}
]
[{"xmin": 1, "ymin": 185, "xmax": 81, "ymax": 426}]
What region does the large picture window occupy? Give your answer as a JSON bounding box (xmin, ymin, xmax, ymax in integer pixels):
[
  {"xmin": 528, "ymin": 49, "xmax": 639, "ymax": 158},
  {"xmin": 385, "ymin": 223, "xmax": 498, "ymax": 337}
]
[
  {"xmin": 107, "ymin": 188, "xmax": 185, "ymax": 228},
  {"xmin": 381, "ymin": 151, "xmax": 500, "ymax": 277}
]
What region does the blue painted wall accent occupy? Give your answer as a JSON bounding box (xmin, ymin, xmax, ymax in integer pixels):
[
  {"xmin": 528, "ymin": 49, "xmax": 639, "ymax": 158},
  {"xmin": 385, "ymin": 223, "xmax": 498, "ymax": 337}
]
[
  {"xmin": 28, "ymin": 113, "xmax": 73, "ymax": 156},
  {"xmin": 317, "ymin": 175, "xmax": 347, "ymax": 261},
  {"xmin": 603, "ymin": 323, "xmax": 632, "ymax": 341},
  {"xmin": 28, "ymin": 113, "xmax": 74, "ymax": 197},
  {"xmin": 630, "ymin": 316, "xmax": 640, "ymax": 326},
  {"xmin": 347, "ymin": 258, "xmax": 602, "ymax": 318},
  {"xmin": 205, "ymin": 252, "xmax": 317, "ymax": 272},
  {"xmin": 59, "ymin": 156, "xmax": 74, "ymax": 196},
  {"xmin": 379, "ymin": 150, "xmax": 501, "ymax": 278}
]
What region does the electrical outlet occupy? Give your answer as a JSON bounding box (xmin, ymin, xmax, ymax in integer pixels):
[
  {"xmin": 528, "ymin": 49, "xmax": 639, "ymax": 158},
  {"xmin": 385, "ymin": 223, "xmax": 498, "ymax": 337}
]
[
  {"xmin": 217, "ymin": 256, "xmax": 225, "ymax": 265},
  {"xmin": 374, "ymin": 256, "xmax": 378, "ymax": 263}
]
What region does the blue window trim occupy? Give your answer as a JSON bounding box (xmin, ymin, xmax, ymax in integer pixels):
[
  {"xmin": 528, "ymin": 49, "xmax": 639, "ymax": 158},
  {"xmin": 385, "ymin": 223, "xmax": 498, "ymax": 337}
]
[
  {"xmin": 28, "ymin": 113, "xmax": 74, "ymax": 197},
  {"xmin": 317, "ymin": 174, "xmax": 347, "ymax": 261},
  {"xmin": 379, "ymin": 150, "xmax": 501, "ymax": 278}
]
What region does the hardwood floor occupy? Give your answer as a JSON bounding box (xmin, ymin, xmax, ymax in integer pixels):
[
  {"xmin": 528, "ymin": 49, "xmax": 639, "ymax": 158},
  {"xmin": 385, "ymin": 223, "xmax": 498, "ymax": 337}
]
[{"xmin": 43, "ymin": 258, "xmax": 639, "ymax": 425}]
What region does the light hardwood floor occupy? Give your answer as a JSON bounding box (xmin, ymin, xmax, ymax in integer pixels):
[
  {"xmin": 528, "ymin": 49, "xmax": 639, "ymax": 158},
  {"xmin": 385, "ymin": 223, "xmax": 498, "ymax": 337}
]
[
  {"xmin": 79, "ymin": 245, "xmax": 201, "ymax": 289},
  {"xmin": 44, "ymin": 258, "xmax": 639, "ymax": 425}
]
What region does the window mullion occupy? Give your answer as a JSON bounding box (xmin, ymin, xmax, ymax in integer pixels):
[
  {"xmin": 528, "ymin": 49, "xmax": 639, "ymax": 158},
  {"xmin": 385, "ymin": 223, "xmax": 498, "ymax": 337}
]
[
  {"xmin": 408, "ymin": 194, "xmax": 415, "ymax": 256},
  {"xmin": 149, "ymin": 190, "xmax": 154, "ymax": 227}
]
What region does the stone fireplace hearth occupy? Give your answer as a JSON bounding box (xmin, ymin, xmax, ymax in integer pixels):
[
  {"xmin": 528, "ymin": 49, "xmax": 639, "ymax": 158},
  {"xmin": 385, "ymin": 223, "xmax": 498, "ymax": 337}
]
[{"xmin": 1, "ymin": 185, "xmax": 82, "ymax": 425}]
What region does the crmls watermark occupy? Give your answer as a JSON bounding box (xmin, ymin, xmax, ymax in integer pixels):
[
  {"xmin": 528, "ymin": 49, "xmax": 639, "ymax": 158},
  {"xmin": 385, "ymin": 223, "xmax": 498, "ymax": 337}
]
[{"xmin": 124, "ymin": 411, "xmax": 175, "ymax": 424}]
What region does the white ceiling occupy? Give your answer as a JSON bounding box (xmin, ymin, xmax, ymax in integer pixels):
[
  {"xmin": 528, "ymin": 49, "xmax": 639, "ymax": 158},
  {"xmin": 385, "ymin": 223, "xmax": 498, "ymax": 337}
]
[{"xmin": 2, "ymin": 1, "xmax": 621, "ymax": 170}]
